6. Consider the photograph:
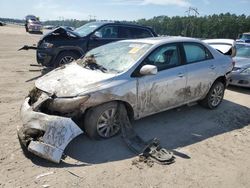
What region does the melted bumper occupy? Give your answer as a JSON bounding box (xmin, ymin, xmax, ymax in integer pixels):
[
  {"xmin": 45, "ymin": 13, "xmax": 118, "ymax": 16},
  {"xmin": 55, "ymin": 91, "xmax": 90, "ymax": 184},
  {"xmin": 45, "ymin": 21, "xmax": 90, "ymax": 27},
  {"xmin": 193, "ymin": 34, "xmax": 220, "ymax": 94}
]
[{"xmin": 18, "ymin": 98, "xmax": 83, "ymax": 163}]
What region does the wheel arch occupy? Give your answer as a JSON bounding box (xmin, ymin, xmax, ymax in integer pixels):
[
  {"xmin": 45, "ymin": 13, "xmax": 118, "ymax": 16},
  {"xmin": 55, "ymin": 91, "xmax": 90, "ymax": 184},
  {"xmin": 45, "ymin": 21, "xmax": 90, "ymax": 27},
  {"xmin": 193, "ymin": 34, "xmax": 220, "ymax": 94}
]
[
  {"xmin": 84, "ymin": 100, "xmax": 135, "ymax": 121},
  {"xmin": 214, "ymin": 76, "xmax": 227, "ymax": 87}
]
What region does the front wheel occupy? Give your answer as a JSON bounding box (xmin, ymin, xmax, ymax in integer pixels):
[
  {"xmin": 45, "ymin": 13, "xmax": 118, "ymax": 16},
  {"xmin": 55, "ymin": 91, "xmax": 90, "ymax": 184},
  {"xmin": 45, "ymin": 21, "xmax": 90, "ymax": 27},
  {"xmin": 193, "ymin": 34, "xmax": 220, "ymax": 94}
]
[
  {"xmin": 83, "ymin": 102, "xmax": 126, "ymax": 139},
  {"xmin": 199, "ymin": 81, "xmax": 225, "ymax": 109},
  {"xmin": 54, "ymin": 51, "xmax": 80, "ymax": 68}
]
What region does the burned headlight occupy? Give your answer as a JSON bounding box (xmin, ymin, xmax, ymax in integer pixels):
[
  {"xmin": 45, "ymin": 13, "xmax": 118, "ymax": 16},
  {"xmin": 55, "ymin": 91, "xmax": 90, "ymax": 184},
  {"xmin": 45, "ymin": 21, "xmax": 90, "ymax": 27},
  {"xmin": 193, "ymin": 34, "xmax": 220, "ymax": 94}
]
[
  {"xmin": 40, "ymin": 41, "xmax": 54, "ymax": 48},
  {"xmin": 28, "ymin": 87, "xmax": 42, "ymax": 105},
  {"xmin": 47, "ymin": 95, "xmax": 90, "ymax": 113}
]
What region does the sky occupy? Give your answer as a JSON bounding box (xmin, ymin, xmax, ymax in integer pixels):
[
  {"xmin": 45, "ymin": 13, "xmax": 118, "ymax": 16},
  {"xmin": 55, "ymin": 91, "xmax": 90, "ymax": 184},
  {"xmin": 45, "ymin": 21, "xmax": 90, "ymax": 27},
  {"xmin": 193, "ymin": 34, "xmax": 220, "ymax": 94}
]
[{"xmin": 0, "ymin": 0, "xmax": 250, "ymax": 21}]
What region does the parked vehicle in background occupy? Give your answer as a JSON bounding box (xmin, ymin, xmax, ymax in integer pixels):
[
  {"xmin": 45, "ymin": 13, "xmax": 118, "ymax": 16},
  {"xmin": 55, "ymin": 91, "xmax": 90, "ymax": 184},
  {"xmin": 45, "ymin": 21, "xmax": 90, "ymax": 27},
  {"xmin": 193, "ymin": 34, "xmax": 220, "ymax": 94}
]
[
  {"xmin": 18, "ymin": 37, "xmax": 234, "ymax": 162},
  {"xmin": 0, "ymin": 21, "xmax": 6, "ymax": 26},
  {"xmin": 229, "ymin": 43, "xmax": 250, "ymax": 87},
  {"xmin": 203, "ymin": 39, "xmax": 236, "ymax": 57},
  {"xmin": 236, "ymin": 32, "xmax": 250, "ymax": 43},
  {"xmin": 43, "ymin": 25, "xmax": 56, "ymax": 30},
  {"xmin": 25, "ymin": 15, "xmax": 43, "ymax": 34},
  {"xmin": 35, "ymin": 21, "xmax": 157, "ymax": 68}
]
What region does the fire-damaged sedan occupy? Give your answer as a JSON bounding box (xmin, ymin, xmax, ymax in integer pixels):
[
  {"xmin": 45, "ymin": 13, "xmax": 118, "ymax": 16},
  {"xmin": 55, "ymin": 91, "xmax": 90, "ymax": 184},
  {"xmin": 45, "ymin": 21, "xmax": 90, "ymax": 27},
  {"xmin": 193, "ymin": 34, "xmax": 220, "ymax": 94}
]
[{"xmin": 18, "ymin": 37, "xmax": 234, "ymax": 163}]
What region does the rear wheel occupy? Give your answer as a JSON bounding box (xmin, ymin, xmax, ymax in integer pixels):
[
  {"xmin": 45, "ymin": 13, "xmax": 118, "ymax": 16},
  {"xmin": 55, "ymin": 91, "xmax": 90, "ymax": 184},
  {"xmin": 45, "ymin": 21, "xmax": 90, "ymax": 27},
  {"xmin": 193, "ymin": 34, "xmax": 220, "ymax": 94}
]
[
  {"xmin": 199, "ymin": 81, "xmax": 225, "ymax": 109},
  {"xmin": 54, "ymin": 51, "xmax": 80, "ymax": 68},
  {"xmin": 83, "ymin": 102, "xmax": 126, "ymax": 139}
]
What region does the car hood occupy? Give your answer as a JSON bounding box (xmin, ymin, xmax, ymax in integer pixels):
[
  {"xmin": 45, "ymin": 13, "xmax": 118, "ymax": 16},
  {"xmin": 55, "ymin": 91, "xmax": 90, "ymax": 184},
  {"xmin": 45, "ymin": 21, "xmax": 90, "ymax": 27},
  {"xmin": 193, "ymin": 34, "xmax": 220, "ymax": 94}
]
[
  {"xmin": 40, "ymin": 27, "xmax": 80, "ymax": 41},
  {"xmin": 233, "ymin": 57, "xmax": 250, "ymax": 68},
  {"xmin": 35, "ymin": 62, "xmax": 116, "ymax": 97}
]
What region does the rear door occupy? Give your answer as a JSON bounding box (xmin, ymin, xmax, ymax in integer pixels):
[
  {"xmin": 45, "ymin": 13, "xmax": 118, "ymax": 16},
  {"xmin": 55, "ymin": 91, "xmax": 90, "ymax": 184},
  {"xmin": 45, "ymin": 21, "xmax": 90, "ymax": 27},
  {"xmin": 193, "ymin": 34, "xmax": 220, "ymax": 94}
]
[
  {"xmin": 136, "ymin": 43, "xmax": 187, "ymax": 118},
  {"xmin": 182, "ymin": 42, "xmax": 217, "ymax": 102}
]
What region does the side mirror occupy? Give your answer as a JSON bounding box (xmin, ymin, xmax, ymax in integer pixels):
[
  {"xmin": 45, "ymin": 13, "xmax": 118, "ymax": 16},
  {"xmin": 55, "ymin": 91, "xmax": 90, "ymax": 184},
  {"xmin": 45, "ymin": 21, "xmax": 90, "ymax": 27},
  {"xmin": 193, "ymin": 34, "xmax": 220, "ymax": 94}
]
[
  {"xmin": 91, "ymin": 31, "xmax": 102, "ymax": 39},
  {"xmin": 139, "ymin": 65, "xmax": 157, "ymax": 76}
]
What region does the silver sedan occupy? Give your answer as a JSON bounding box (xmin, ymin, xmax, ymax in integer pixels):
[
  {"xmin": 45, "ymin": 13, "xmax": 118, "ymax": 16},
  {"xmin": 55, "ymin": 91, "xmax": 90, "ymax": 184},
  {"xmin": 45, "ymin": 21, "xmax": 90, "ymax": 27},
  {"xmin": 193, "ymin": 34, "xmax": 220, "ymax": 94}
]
[
  {"xmin": 229, "ymin": 43, "xmax": 250, "ymax": 88},
  {"xmin": 18, "ymin": 37, "xmax": 234, "ymax": 163}
]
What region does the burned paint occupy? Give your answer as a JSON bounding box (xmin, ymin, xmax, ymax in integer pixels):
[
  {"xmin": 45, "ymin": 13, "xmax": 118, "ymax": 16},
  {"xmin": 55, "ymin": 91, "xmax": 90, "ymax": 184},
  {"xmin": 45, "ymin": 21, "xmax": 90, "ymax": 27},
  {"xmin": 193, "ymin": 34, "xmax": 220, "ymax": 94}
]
[{"xmin": 35, "ymin": 62, "xmax": 116, "ymax": 97}]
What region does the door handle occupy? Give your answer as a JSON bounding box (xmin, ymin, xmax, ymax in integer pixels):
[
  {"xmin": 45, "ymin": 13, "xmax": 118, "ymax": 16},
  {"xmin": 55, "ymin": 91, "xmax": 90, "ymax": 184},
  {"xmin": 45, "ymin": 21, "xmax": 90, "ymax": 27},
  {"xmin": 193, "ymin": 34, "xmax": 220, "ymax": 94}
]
[
  {"xmin": 178, "ymin": 73, "xmax": 184, "ymax": 78},
  {"xmin": 210, "ymin": 65, "xmax": 216, "ymax": 70}
]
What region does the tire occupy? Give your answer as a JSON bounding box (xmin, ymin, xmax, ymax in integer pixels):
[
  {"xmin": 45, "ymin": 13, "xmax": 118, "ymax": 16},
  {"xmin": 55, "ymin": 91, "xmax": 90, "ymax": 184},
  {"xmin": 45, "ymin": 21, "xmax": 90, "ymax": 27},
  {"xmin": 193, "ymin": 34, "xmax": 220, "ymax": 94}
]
[
  {"xmin": 54, "ymin": 51, "xmax": 80, "ymax": 68},
  {"xmin": 199, "ymin": 81, "xmax": 225, "ymax": 109},
  {"xmin": 83, "ymin": 102, "xmax": 126, "ymax": 139}
]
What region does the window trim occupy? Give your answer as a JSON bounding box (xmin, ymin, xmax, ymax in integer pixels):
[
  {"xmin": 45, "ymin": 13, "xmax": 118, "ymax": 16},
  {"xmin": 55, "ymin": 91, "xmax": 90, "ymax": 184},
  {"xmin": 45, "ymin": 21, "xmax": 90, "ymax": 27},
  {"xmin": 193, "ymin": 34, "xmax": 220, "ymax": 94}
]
[
  {"xmin": 131, "ymin": 42, "xmax": 183, "ymax": 77},
  {"xmin": 181, "ymin": 42, "xmax": 214, "ymax": 64}
]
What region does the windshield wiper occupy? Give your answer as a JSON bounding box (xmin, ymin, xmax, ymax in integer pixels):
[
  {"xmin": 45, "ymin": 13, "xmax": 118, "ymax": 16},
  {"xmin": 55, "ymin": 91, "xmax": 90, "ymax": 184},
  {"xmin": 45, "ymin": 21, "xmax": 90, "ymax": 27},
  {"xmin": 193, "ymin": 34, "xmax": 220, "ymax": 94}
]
[{"xmin": 80, "ymin": 54, "xmax": 107, "ymax": 73}]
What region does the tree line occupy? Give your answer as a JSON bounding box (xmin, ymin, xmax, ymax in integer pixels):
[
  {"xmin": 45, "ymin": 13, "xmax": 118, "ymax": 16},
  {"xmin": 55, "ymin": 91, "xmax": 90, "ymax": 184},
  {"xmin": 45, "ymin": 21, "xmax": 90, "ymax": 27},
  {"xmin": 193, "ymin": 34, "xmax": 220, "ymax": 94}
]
[
  {"xmin": 136, "ymin": 13, "xmax": 250, "ymax": 39},
  {"xmin": 1, "ymin": 13, "xmax": 250, "ymax": 39}
]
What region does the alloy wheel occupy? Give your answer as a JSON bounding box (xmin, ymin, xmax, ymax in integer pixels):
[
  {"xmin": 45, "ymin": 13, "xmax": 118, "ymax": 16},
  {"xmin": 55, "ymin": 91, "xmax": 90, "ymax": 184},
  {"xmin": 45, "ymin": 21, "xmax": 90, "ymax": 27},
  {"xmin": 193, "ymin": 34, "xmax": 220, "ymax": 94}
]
[
  {"xmin": 59, "ymin": 56, "xmax": 75, "ymax": 66},
  {"xmin": 209, "ymin": 84, "xmax": 224, "ymax": 107},
  {"xmin": 96, "ymin": 108, "xmax": 120, "ymax": 138}
]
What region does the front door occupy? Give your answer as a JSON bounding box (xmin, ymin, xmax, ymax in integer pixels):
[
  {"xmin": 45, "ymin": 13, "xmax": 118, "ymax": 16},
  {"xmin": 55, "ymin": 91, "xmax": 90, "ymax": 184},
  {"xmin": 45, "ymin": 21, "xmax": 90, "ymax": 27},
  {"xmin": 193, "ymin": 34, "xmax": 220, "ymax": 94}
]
[{"xmin": 136, "ymin": 44, "xmax": 187, "ymax": 118}]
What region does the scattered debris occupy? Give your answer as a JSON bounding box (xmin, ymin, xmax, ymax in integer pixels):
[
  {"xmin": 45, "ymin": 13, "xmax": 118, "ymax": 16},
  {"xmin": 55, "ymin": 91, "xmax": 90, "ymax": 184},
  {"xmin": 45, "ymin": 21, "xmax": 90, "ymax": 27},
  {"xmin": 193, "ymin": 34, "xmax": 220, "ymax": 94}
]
[
  {"xmin": 18, "ymin": 45, "xmax": 38, "ymax": 51},
  {"xmin": 36, "ymin": 171, "xmax": 54, "ymax": 179},
  {"xmin": 65, "ymin": 169, "xmax": 83, "ymax": 178},
  {"xmin": 79, "ymin": 54, "xmax": 107, "ymax": 72},
  {"xmin": 118, "ymin": 104, "xmax": 175, "ymax": 166},
  {"xmin": 42, "ymin": 185, "xmax": 50, "ymax": 188}
]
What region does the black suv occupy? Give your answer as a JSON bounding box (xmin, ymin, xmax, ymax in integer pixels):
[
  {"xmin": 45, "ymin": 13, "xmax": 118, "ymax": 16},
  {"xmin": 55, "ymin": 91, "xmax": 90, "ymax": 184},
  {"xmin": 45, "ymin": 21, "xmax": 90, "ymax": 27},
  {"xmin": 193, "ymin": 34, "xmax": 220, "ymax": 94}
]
[{"xmin": 36, "ymin": 21, "xmax": 157, "ymax": 67}]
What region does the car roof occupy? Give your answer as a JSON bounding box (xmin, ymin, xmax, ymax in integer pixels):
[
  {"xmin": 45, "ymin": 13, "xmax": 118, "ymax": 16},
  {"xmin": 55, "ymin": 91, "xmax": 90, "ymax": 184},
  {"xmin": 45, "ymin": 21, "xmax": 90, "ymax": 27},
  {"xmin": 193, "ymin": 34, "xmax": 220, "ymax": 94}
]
[
  {"xmin": 90, "ymin": 21, "xmax": 154, "ymax": 29},
  {"xmin": 203, "ymin": 39, "xmax": 235, "ymax": 44},
  {"xmin": 236, "ymin": 42, "xmax": 250, "ymax": 46},
  {"xmin": 119, "ymin": 36, "xmax": 202, "ymax": 45}
]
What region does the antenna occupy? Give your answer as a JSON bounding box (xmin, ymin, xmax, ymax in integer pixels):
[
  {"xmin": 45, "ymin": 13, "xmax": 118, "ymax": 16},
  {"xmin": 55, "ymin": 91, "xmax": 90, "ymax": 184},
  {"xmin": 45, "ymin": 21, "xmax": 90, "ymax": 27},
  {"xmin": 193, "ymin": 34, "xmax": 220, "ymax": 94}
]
[{"xmin": 186, "ymin": 7, "xmax": 199, "ymax": 17}]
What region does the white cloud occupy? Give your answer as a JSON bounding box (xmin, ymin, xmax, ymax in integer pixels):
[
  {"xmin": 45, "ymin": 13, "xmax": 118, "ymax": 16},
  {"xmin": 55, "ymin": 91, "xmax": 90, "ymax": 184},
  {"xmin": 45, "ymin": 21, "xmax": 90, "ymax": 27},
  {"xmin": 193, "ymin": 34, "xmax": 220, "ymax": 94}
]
[
  {"xmin": 142, "ymin": 0, "xmax": 191, "ymax": 7},
  {"xmin": 111, "ymin": 0, "xmax": 191, "ymax": 7}
]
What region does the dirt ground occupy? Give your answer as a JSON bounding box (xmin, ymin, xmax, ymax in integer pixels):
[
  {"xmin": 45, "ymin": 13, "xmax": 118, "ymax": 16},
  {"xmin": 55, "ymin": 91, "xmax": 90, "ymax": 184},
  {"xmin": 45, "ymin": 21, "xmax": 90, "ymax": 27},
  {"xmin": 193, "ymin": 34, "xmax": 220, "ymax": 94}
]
[{"xmin": 0, "ymin": 25, "xmax": 250, "ymax": 188}]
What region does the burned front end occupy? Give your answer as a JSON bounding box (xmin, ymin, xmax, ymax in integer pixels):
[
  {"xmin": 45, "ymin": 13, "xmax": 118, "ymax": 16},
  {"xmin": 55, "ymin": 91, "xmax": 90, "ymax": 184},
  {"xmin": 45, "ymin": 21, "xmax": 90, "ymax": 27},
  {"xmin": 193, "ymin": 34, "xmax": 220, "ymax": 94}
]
[{"xmin": 17, "ymin": 87, "xmax": 87, "ymax": 163}]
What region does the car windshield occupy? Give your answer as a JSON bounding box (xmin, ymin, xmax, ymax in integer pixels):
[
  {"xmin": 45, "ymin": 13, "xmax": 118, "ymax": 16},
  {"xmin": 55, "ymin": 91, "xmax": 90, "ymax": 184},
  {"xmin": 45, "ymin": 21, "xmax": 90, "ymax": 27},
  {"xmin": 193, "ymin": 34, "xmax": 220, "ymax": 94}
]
[
  {"xmin": 236, "ymin": 45, "xmax": 250, "ymax": 58},
  {"xmin": 79, "ymin": 41, "xmax": 152, "ymax": 73},
  {"xmin": 242, "ymin": 34, "xmax": 250, "ymax": 40},
  {"xmin": 74, "ymin": 22, "xmax": 104, "ymax": 37}
]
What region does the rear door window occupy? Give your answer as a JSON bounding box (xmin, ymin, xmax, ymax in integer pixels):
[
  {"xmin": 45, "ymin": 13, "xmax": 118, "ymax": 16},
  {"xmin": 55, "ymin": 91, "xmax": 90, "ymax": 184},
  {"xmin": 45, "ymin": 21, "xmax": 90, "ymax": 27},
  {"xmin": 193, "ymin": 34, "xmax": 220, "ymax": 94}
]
[
  {"xmin": 119, "ymin": 26, "xmax": 153, "ymax": 39},
  {"xmin": 183, "ymin": 43, "xmax": 213, "ymax": 64}
]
